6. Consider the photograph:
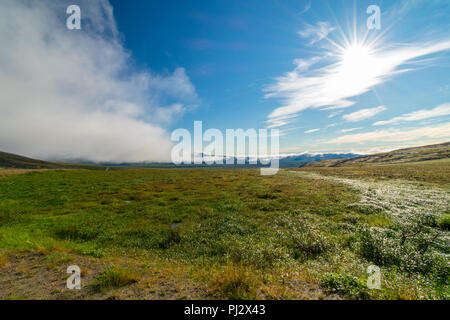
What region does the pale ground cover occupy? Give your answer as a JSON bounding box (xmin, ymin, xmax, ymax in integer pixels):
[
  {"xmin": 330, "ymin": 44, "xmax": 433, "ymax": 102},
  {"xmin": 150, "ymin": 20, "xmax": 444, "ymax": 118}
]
[
  {"xmin": 286, "ymin": 170, "xmax": 450, "ymax": 257},
  {"xmin": 287, "ymin": 171, "xmax": 449, "ymax": 218}
]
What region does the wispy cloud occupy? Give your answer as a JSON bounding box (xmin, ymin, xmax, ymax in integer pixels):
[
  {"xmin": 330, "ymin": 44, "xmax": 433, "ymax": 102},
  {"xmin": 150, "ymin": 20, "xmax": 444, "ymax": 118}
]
[
  {"xmin": 328, "ymin": 123, "xmax": 450, "ymax": 144},
  {"xmin": 340, "ymin": 127, "xmax": 363, "ymax": 133},
  {"xmin": 292, "ymin": 56, "xmax": 323, "ymax": 71},
  {"xmin": 278, "ymin": 126, "xmax": 303, "ymax": 137},
  {"xmin": 265, "ymin": 114, "xmax": 298, "ymax": 128},
  {"xmin": 373, "ymin": 103, "xmax": 450, "ymax": 126},
  {"xmin": 328, "ymin": 110, "xmax": 343, "ymax": 118},
  {"xmin": 298, "ymin": 22, "xmax": 335, "ymax": 45},
  {"xmin": 304, "ymin": 128, "xmax": 320, "ymax": 133},
  {"xmin": 0, "ymin": 0, "xmax": 197, "ymax": 162},
  {"xmin": 343, "ymin": 106, "xmax": 387, "ymax": 122},
  {"xmin": 299, "ymin": 2, "xmax": 311, "ymax": 15}
]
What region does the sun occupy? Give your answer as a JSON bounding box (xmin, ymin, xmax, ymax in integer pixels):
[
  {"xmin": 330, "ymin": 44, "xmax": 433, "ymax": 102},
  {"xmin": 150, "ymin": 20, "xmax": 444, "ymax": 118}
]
[
  {"xmin": 340, "ymin": 44, "xmax": 374, "ymax": 73},
  {"xmin": 326, "ymin": 42, "xmax": 382, "ymax": 95}
]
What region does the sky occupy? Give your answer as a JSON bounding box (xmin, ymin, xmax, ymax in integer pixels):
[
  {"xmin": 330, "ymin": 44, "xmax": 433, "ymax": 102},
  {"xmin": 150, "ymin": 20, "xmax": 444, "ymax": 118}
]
[{"xmin": 0, "ymin": 0, "xmax": 449, "ymax": 161}]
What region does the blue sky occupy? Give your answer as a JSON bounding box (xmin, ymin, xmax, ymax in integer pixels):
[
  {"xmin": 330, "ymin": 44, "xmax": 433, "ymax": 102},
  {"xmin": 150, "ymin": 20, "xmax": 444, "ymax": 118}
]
[
  {"xmin": 0, "ymin": 0, "xmax": 449, "ymax": 161},
  {"xmin": 111, "ymin": 0, "xmax": 450, "ymax": 154}
]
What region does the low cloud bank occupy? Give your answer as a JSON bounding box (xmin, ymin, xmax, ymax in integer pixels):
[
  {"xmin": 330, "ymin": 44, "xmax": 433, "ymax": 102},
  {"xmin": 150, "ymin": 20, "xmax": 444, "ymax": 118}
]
[{"xmin": 0, "ymin": 0, "xmax": 197, "ymax": 162}]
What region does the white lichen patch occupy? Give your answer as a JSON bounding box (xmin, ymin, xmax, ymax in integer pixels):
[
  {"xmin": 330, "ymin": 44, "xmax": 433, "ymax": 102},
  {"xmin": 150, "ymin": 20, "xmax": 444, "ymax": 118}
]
[
  {"xmin": 287, "ymin": 170, "xmax": 450, "ymax": 256},
  {"xmin": 287, "ymin": 171, "xmax": 449, "ymax": 219}
]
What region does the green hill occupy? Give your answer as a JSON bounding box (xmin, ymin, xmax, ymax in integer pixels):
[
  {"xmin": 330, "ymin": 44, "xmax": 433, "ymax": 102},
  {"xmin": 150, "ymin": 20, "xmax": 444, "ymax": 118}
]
[
  {"xmin": 0, "ymin": 151, "xmax": 64, "ymax": 169},
  {"xmin": 0, "ymin": 151, "xmax": 105, "ymax": 170},
  {"xmin": 304, "ymin": 142, "xmax": 450, "ymax": 167}
]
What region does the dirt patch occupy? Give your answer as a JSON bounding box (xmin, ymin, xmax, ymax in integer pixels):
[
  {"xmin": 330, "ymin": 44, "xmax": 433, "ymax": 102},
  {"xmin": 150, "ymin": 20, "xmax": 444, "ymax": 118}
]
[
  {"xmin": 0, "ymin": 250, "xmax": 338, "ymax": 300},
  {"xmin": 0, "ymin": 251, "xmax": 209, "ymax": 300},
  {"xmin": 0, "ymin": 169, "xmax": 74, "ymax": 176}
]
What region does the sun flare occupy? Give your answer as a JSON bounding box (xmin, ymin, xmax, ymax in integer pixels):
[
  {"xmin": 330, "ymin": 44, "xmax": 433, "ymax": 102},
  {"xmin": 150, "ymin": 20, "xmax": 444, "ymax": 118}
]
[
  {"xmin": 325, "ymin": 42, "xmax": 382, "ymax": 96},
  {"xmin": 340, "ymin": 44, "xmax": 374, "ymax": 72}
]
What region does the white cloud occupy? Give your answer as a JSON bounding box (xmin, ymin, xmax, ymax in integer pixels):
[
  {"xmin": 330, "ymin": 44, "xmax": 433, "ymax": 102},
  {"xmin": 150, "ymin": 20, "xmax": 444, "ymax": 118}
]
[
  {"xmin": 0, "ymin": 0, "xmax": 198, "ymax": 162},
  {"xmin": 373, "ymin": 103, "xmax": 450, "ymax": 126},
  {"xmin": 292, "ymin": 56, "xmax": 323, "ymax": 71},
  {"xmin": 265, "ymin": 37, "xmax": 450, "ymax": 127},
  {"xmin": 328, "ymin": 123, "xmax": 450, "ymax": 144},
  {"xmin": 328, "ymin": 110, "xmax": 343, "ymax": 118},
  {"xmin": 304, "ymin": 128, "xmax": 320, "ymax": 133},
  {"xmin": 265, "ymin": 114, "xmax": 298, "ymax": 129},
  {"xmin": 298, "ymin": 22, "xmax": 335, "ymax": 45},
  {"xmin": 340, "ymin": 127, "xmax": 363, "ymax": 133},
  {"xmin": 343, "ymin": 106, "xmax": 387, "ymax": 122},
  {"xmin": 321, "ymin": 101, "xmax": 355, "ymax": 110}
]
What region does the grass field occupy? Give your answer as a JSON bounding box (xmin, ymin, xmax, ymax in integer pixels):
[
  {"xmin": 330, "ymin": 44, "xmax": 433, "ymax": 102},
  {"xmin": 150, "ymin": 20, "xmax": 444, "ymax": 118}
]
[{"xmin": 0, "ymin": 162, "xmax": 448, "ymax": 299}]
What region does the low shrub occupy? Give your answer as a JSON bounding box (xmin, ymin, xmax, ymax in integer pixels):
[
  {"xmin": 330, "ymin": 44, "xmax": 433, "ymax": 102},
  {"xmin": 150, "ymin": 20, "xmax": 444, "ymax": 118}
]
[
  {"xmin": 359, "ymin": 213, "xmax": 447, "ymax": 277},
  {"xmin": 227, "ymin": 238, "xmax": 292, "ymax": 269},
  {"xmin": 92, "ymin": 266, "xmax": 139, "ymax": 292},
  {"xmin": 117, "ymin": 227, "xmax": 181, "ymax": 250},
  {"xmin": 320, "ymin": 273, "xmax": 369, "ymax": 299},
  {"xmin": 438, "ymin": 214, "xmax": 450, "ymax": 231},
  {"xmin": 277, "ymin": 218, "xmax": 334, "ymax": 261},
  {"xmin": 289, "ymin": 230, "xmax": 332, "ymax": 261},
  {"xmin": 210, "ymin": 265, "xmax": 257, "ymax": 299},
  {"xmin": 53, "ymin": 223, "xmax": 114, "ymax": 243}
]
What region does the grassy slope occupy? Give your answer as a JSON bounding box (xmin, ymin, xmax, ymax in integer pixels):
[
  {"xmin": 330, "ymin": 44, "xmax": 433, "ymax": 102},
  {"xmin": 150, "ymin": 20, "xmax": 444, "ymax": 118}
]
[
  {"xmin": 0, "ymin": 151, "xmax": 106, "ymax": 170},
  {"xmin": 305, "ymin": 142, "xmax": 450, "ymax": 167},
  {"xmin": 0, "ymin": 151, "xmax": 63, "ymax": 169},
  {"xmin": 298, "ymin": 158, "xmax": 450, "ymax": 186},
  {"xmin": 0, "ymin": 164, "xmax": 448, "ymax": 299}
]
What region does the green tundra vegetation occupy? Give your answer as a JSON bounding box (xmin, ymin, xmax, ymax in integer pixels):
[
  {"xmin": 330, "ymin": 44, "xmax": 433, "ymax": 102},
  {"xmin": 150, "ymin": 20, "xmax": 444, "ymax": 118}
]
[{"xmin": 0, "ymin": 159, "xmax": 448, "ymax": 299}]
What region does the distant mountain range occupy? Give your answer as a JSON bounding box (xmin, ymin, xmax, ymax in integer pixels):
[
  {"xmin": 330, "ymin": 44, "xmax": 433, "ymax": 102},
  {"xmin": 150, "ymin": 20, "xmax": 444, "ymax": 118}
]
[
  {"xmin": 0, "ymin": 150, "xmax": 359, "ymax": 169},
  {"xmin": 2, "ymin": 142, "xmax": 449, "ymax": 170},
  {"xmin": 94, "ymin": 153, "xmax": 360, "ymax": 168}
]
